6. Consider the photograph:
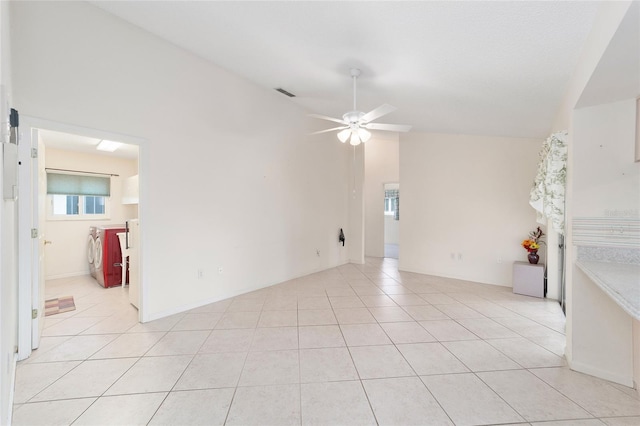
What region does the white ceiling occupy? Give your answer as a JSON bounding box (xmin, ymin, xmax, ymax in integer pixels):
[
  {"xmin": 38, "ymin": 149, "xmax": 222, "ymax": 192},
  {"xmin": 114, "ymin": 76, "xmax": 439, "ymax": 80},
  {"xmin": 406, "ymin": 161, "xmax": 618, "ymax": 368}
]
[
  {"xmin": 90, "ymin": 1, "xmax": 603, "ymax": 139},
  {"xmin": 40, "ymin": 129, "xmax": 139, "ymax": 159}
]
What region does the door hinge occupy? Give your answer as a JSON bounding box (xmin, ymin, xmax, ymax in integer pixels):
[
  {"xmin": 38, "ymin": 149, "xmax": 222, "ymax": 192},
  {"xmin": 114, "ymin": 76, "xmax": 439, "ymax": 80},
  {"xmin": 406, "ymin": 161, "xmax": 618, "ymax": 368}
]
[
  {"xmin": 32, "ymin": 309, "xmax": 38, "ymax": 319},
  {"xmin": 31, "ymin": 147, "xmax": 38, "ymax": 158},
  {"xmin": 31, "ymin": 228, "xmax": 38, "ymax": 238}
]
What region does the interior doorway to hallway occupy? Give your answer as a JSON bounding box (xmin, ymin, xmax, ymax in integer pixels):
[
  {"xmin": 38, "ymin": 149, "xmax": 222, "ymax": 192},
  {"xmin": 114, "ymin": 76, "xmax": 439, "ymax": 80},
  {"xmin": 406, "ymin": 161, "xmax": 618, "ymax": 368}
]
[{"xmin": 383, "ymin": 183, "xmax": 399, "ymax": 259}]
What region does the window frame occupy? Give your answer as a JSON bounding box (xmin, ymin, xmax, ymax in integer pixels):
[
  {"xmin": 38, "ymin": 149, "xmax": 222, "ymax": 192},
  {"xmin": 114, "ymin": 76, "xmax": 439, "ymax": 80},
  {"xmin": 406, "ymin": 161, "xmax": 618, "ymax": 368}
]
[{"xmin": 46, "ymin": 194, "xmax": 111, "ymax": 221}]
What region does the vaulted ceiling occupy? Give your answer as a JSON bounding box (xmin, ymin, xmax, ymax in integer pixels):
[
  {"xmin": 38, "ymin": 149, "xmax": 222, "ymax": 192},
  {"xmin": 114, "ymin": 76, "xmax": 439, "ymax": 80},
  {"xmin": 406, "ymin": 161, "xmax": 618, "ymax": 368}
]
[{"xmin": 90, "ymin": 1, "xmax": 602, "ymax": 139}]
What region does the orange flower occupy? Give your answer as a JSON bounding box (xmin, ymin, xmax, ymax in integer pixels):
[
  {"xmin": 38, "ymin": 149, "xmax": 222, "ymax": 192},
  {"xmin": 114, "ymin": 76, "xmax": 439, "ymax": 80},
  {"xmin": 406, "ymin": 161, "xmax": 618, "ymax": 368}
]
[
  {"xmin": 521, "ymin": 239, "xmax": 534, "ymax": 249},
  {"xmin": 521, "ymin": 239, "xmax": 540, "ymax": 252}
]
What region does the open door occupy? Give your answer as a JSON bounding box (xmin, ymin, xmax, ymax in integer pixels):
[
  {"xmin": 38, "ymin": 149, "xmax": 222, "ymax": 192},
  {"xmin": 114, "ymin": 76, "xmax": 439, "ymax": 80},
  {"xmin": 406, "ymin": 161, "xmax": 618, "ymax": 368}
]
[
  {"xmin": 35, "ymin": 133, "xmax": 46, "ymax": 346},
  {"xmin": 17, "ymin": 127, "xmax": 46, "ymax": 358}
]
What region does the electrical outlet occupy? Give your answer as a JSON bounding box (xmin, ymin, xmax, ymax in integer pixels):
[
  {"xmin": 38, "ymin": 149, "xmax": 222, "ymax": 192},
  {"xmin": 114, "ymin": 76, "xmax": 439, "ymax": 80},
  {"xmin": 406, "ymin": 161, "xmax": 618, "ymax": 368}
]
[
  {"xmin": 197, "ymin": 269, "xmax": 203, "ymax": 279},
  {"xmin": 218, "ymin": 267, "xmax": 223, "ymax": 274}
]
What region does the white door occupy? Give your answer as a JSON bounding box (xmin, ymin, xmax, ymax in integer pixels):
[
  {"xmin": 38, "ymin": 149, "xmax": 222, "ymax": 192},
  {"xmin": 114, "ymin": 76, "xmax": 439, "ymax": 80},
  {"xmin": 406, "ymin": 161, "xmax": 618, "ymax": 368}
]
[
  {"xmin": 17, "ymin": 126, "xmax": 45, "ymax": 358},
  {"xmin": 35, "ymin": 134, "xmax": 46, "ymax": 347}
]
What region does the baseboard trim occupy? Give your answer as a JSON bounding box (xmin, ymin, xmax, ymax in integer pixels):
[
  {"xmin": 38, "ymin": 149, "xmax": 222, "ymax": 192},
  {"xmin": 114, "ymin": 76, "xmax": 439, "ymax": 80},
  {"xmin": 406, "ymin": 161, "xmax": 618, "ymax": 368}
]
[
  {"xmin": 569, "ymin": 359, "xmax": 634, "ymax": 388},
  {"xmin": 398, "ymin": 264, "xmax": 510, "ymax": 288},
  {"xmin": 143, "ymin": 260, "xmax": 350, "ymax": 323},
  {"xmin": 45, "ymin": 271, "xmax": 89, "ymax": 281}
]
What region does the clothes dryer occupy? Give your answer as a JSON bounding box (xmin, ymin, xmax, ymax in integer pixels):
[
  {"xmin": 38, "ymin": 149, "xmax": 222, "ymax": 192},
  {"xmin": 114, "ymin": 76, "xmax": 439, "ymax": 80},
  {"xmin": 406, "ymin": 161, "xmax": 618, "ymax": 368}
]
[
  {"xmin": 95, "ymin": 225, "xmax": 126, "ymax": 288},
  {"xmin": 88, "ymin": 226, "xmax": 98, "ymax": 278}
]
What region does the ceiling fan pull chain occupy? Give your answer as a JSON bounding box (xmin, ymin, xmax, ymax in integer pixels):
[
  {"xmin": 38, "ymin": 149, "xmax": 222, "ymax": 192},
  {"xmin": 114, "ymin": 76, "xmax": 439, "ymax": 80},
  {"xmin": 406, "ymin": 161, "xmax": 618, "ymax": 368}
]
[{"xmin": 352, "ymin": 145, "xmax": 357, "ymax": 197}]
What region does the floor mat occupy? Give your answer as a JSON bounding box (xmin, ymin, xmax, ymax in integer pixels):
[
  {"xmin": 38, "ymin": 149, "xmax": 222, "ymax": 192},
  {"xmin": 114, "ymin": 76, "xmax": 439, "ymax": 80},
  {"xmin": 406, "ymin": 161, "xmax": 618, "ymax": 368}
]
[{"xmin": 44, "ymin": 296, "xmax": 76, "ymax": 316}]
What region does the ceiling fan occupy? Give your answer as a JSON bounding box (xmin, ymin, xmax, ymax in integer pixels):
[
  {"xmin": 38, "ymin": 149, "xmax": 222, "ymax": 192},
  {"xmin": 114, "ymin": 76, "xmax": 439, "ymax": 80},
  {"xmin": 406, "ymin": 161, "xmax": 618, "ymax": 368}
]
[{"xmin": 310, "ymin": 68, "xmax": 412, "ymax": 146}]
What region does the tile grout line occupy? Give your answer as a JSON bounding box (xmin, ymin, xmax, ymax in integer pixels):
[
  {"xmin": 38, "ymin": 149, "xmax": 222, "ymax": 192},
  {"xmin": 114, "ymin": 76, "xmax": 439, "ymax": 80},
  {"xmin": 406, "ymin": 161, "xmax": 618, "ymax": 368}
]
[
  {"xmin": 143, "ymin": 312, "xmax": 223, "ymax": 423},
  {"xmin": 223, "ymin": 301, "xmax": 257, "ymax": 426},
  {"xmin": 24, "ymin": 264, "xmax": 634, "ymax": 426},
  {"xmin": 336, "ymin": 269, "xmax": 381, "ymax": 425}
]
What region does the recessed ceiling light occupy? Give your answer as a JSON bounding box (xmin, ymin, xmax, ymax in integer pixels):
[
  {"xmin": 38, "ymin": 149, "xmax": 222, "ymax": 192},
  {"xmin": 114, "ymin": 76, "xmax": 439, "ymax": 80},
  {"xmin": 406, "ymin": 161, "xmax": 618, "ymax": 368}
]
[{"xmin": 96, "ymin": 140, "xmax": 122, "ymax": 152}]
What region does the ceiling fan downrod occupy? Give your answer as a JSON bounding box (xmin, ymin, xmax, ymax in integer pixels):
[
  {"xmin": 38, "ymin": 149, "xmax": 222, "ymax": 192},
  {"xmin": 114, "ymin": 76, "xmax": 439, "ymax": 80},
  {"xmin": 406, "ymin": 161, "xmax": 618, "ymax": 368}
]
[{"xmin": 351, "ymin": 68, "xmax": 360, "ymax": 111}]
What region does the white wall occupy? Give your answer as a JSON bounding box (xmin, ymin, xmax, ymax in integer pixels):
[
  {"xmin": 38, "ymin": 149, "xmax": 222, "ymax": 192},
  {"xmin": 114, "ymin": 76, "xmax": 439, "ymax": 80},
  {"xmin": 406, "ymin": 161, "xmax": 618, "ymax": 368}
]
[
  {"xmin": 44, "ymin": 148, "xmax": 138, "ymax": 279},
  {"xmin": 399, "ymin": 132, "xmax": 541, "ymax": 287},
  {"xmin": 570, "ymin": 98, "xmax": 639, "ymax": 384},
  {"xmin": 573, "ymin": 99, "xmax": 639, "ymax": 217},
  {"xmin": 0, "ymin": 0, "xmax": 17, "ymax": 423},
  {"xmin": 11, "ymin": 1, "xmax": 351, "ymax": 320},
  {"xmin": 364, "ymin": 133, "xmax": 399, "ymax": 257},
  {"xmin": 348, "ymin": 145, "xmax": 365, "ymax": 264},
  {"xmin": 550, "ymin": 0, "xmax": 633, "ymax": 364}
]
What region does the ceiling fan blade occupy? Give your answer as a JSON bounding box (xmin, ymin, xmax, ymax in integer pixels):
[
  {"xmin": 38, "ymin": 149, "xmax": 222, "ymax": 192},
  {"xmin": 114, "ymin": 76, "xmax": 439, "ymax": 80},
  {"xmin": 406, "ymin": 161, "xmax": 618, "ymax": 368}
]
[
  {"xmin": 361, "ymin": 104, "xmax": 397, "ymax": 123},
  {"xmin": 308, "ymin": 114, "xmax": 346, "ymax": 125},
  {"xmin": 310, "ymin": 126, "xmax": 348, "ymax": 135},
  {"xmin": 365, "ymin": 123, "xmax": 412, "ymax": 132}
]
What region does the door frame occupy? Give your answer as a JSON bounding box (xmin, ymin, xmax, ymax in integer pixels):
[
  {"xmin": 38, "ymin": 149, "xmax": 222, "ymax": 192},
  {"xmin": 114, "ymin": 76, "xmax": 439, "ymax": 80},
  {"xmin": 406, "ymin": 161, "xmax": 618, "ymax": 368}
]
[{"xmin": 17, "ymin": 116, "xmax": 146, "ymax": 360}]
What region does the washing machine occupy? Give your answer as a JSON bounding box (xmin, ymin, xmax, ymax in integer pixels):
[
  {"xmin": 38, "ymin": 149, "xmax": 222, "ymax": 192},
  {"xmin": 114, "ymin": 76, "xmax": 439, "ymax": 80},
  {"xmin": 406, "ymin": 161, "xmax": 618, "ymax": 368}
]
[
  {"xmin": 88, "ymin": 226, "xmax": 98, "ymax": 278},
  {"xmin": 95, "ymin": 225, "xmax": 126, "ymax": 288}
]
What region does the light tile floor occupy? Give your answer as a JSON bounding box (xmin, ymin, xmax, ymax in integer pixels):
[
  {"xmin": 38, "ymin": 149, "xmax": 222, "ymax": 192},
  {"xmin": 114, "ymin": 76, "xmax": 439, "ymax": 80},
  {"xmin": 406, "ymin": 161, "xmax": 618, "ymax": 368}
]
[{"xmin": 12, "ymin": 258, "xmax": 640, "ymax": 425}]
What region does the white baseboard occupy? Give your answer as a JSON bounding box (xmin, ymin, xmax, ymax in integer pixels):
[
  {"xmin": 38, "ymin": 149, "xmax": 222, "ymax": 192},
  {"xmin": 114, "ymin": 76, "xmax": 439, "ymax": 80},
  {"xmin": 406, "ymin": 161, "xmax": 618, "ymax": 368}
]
[
  {"xmin": 397, "ymin": 264, "xmax": 511, "ymax": 288},
  {"xmin": 45, "ymin": 271, "xmax": 89, "ymax": 281},
  {"xmin": 569, "ymin": 359, "xmax": 634, "ymax": 388},
  {"xmin": 143, "ymin": 260, "xmax": 350, "ymax": 323}
]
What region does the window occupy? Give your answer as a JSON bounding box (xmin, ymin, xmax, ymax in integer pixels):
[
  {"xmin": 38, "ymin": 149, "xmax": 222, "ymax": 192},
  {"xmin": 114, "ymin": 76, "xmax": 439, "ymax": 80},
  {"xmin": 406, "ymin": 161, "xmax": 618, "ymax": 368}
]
[
  {"xmin": 49, "ymin": 194, "xmax": 109, "ymax": 219},
  {"xmin": 384, "ymin": 196, "xmax": 398, "ymax": 216},
  {"xmin": 384, "ymin": 189, "xmax": 400, "ymax": 220},
  {"xmin": 84, "ymin": 196, "xmax": 106, "ymax": 215},
  {"xmin": 46, "ymin": 171, "xmax": 111, "ymax": 220},
  {"xmin": 52, "ymin": 194, "xmax": 79, "ymax": 215}
]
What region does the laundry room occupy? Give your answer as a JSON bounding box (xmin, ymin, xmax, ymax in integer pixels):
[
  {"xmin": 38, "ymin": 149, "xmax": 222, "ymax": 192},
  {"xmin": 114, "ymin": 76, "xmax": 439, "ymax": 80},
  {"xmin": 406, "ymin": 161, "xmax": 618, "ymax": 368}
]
[{"xmin": 40, "ymin": 129, "xmax": 139, "ymax": 304}]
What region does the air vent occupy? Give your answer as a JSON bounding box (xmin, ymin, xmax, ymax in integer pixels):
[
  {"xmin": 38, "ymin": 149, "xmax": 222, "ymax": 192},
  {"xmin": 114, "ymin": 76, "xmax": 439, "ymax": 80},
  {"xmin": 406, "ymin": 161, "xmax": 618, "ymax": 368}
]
[{"xmin": 275, "ymin": 88, "xmax": 296, "ymax": 98}]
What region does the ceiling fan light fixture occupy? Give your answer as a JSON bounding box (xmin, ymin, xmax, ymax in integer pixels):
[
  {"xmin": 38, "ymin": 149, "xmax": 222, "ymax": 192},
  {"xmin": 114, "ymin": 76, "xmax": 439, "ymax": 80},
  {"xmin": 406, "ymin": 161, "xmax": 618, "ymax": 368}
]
[
  {"xmin": 349, "ymin": 132, "xmax": 361, "ymax": 146},
  {"xmin": 357, "ymin": 128, "xmax": 371, "ymax": 142},
  {"xmin": 309, "ymin": 69, "xmax": 411, "ymax": 144},
  {"xmin": 337, "ymin": 129, "xmax": 351, "ymax": 143}
]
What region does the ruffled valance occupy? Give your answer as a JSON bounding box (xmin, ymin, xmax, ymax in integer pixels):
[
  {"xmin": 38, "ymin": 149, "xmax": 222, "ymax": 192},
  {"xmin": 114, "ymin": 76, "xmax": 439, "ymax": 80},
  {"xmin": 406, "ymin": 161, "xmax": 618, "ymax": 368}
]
[{"xmin": 530, "ymin": 131, "xmax": 568, "ymax": 234}]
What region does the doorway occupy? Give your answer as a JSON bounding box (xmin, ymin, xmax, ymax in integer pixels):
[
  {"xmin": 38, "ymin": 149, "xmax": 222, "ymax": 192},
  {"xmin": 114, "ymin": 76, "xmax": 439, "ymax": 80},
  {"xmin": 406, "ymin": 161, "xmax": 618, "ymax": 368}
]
[
  {"xmin": 383, "ymin": 183, "xmax": 399, "ymax": 259},
  {"xmin": 17, "ymin": 117, "xmax": 144, "ymax": 359}
]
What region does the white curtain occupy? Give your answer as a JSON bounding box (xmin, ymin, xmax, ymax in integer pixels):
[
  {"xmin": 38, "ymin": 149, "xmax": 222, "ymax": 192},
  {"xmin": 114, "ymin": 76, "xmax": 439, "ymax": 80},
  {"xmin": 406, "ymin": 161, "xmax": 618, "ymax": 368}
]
[{"xmin": 530, "ymin": 131, "xmax": 568, "ymax": 234}]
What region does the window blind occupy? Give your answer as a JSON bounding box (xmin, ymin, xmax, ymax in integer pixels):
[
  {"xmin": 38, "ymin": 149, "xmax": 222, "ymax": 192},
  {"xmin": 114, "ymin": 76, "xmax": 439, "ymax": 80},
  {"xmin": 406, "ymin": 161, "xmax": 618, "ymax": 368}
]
[{"xmin": 47, "ymin": 172, "xmax": 111, "ymax": 196}]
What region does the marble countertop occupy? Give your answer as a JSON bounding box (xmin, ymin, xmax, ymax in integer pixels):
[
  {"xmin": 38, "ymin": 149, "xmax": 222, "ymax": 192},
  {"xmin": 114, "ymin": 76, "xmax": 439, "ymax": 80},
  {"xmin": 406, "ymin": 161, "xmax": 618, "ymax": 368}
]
[{"xmin": 576, "ymin": 260, "xmax": 640, "ymax": 320}]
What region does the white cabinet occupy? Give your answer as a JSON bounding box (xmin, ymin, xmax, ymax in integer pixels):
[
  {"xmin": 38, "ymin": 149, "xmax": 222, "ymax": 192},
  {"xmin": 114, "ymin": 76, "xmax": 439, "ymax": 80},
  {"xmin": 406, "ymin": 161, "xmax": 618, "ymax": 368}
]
[
  {"xmin": 121, "ymin": 174, "xmax": 139, "ymax": 205},
  {"xmin": 512, "ymin": 261, "xmax": 545, "ymax": 298}
]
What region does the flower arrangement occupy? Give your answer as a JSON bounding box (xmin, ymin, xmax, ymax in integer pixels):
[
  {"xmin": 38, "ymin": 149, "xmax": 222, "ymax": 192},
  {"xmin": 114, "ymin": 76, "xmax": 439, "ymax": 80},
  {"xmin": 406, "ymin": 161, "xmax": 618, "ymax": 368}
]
[
  {"xmin": 521, "ymin": 227, "xmax": 544, "ymax": 253},
  {"xmin": 521, "ymin": 239, "xmax": 540, "ymax": 253}
]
